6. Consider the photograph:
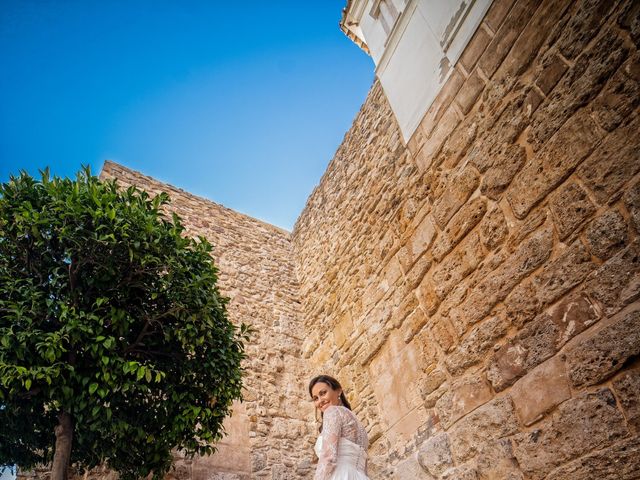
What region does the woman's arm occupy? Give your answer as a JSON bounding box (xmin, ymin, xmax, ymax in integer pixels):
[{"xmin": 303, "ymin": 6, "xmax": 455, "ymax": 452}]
[{"xmin": 314, "ymin": 406, "xmax": 342, "ymax": 480}]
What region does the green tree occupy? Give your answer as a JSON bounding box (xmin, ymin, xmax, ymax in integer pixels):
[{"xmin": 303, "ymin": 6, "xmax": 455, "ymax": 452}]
[{"xmin": 0, "ymin": 168, "xmax": 249, "ymax": 480}]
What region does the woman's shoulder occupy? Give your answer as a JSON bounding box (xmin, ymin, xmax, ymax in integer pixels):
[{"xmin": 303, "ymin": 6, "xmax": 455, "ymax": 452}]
[{"xmin": 324, "ymin": 405, "xmax": 358, "ymax": 421}]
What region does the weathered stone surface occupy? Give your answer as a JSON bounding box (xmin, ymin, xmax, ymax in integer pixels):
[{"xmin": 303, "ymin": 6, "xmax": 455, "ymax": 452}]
[
  {"xmin": 535, "ymin": 53, "xmax": 569, "ymax": 95},
  {"xmin": 529, "ymin": 29, "xmax": 628, "ymax": 149},
  {"xmin": 547, "ymin": 293, "xmax": 601, "ymax": 349},
  {"xmin": 480, "ymin": 144, "xmax": 526, "ymax": 200},
  {"xmin": 475, "ymin": 439, "xmax": 524, "ymax": 480},
  {"xmin": 432, "ymin": 232, "xmax": 483, "ymax": 300},
  {"xmin": 440, "ymin": 464, "xmax": 478, "ymax": 480},
  {"xmin": 591, "ymin": 53, "xmax": 640, "ymax": 131},
  {"xmin": 512, "ymin": 389, "xmax": 629, "ymax": 480},
  {"xmin": 530, "ymin": 241, "xmax": 594, "ymax": 306},
  {"xmin": 487, "ymin": 313, "xmax": 559, "ymax": 391},
  {"xmin": 432, "ymin": 197, "xmax": 487, "ymax": 261},
  {"xmin": 479, "ymin": 204, "xmax": 508, "ymax": 251},
  {"xmin": 450, "ymin": 226, "xmax": 553, "ymax": 334},
  {"xmin": 548, "ymin": 181, "xmax": 596, "ymax": 240},
  {"xmin": 584, "ymin": 209, "xmax": 628, "ymax": 259},
  {"xmin": 432, "ymin": 166, "xmax": 480, "ymax": 229},
  {"xmin": 417, "ymin": 432, "xmax": 454, "ymax": 477},
  {"xmin": 612, "ymin": 368, "xmax": 640, "ymax": 430},
  {"xmin": 618, "ymin": 0, "xmax": 640, "ymax": 47},
  {"xmin": 545, "ymin": 435, "xmax": 640, "ymax": 480},
  {"xmin": 459, "ymin": 26, "xmax": 492, "ymax": 74},
  {"xmin": 489, "ymin": 292, "xmax": 600, "ymax": 391},
  {"xmin": 449, "ymin": 397, "xmax": 519, "ymax": 463},
  {"xmin": 625, "ymin": 180, "xmax": 640, "ymax": 233},
  {"xmin": 477, "ymin": 0, "xmax": 540, "ymax": 77},
  {"xmin": 554, "ymin": 0, "xmax": 618, "ymax": 59},
  {"xmin": 445, "ymin": 315, "xmax": 508, "ymax": 374},
  {"xmin": 504, "ymin": 281, "xmax": 540, "ymax": 328},
  {"xmin": 566, "ymin": 308, "xmax": 640, "ymax": 387},
  {"xmin": 508, "ymin": 110, "xmax": 604, "ymax": 218},
  {"xmin": 436, "ymin": 374, "xmax": 493, "ymax": 429},
  {"xmin": 483, "ymin": 0, "xmax": 517, "ymax": 33},
  {"xmin": 583, "ymin": 239, "xmax": 640, "ymax": 316},
  {"xmin": 578, "ymin": 114, "xmax": 640, "ymax": 204},
  {"xmin": 510, "ymin": 355, "xmax": 571, "ymax": 426},
  {"xmin": 430, "ymin": 314, "xmax": 457, "ymax": 353},
  {"xmin": 495, "ymin": 0, "xmax": 572, "ymax": 80},
  {"xmin": 456, "ymin": 69, "xmax": 486, "ymax": 114}
]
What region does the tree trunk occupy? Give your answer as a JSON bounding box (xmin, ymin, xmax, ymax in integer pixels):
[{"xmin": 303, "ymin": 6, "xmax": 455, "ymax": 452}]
[{"xmin": 51, "ymin": 411, "xmax": 73, "ymax": 480}]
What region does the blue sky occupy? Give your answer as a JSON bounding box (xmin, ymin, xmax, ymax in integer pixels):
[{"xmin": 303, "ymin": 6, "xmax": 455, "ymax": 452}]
[{"xmin": 0, "ymin": 1, "xmax": 374, "ymax": 231}]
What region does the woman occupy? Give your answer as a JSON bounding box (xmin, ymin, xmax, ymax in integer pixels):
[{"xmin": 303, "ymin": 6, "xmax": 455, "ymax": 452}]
[{"xmin": 309, "ymin": 375, "xmax": 370, "ymax": 480}]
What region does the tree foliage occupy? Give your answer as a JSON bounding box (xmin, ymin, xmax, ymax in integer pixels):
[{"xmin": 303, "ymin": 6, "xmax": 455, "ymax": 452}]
[{"xmin": 0, "ymin": 168, "xmax": 249, "ymax": 479}]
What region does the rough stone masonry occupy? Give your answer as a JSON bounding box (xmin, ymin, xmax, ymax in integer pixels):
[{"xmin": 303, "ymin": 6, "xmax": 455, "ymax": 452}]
[{"xmin": 19, "ymin": 0, "xmax": 640, "ymax": 479}]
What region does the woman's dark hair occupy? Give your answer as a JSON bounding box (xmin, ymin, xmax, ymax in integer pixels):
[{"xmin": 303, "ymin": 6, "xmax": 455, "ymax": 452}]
[{"xmin": 308, "ymin": 374, "xmax": 352, "ymax": 411}]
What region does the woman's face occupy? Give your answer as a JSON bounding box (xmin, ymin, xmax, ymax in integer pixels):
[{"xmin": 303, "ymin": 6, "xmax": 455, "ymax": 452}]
[{"xmin": 311, "ymin": 381, "xmax": 342, "ymax": 413}]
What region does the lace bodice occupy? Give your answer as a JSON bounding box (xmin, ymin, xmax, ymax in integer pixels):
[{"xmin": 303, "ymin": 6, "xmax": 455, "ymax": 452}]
[{"xmin": 314, "ymin": 406, "xmax": 368, "ymax": 480}]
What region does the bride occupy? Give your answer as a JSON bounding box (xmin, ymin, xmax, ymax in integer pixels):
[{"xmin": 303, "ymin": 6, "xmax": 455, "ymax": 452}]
[{"xmin": 309, "ymin": 375, "xmax": 370, "ymax": 480}]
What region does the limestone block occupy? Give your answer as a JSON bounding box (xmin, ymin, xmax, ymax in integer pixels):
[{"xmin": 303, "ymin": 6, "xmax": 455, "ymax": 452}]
[
  {"xmin": 529, "ymin": 29, "xmax": 627, "ymax": 149},
  {"xmin": 432, "ymin": 232, "xmax": 483, "ymax": 300},
  {"xmin": 618, "ymin": 0, "xmax": 640, "ymax": 47},
  {"xmin": 545, "ymin": 435, "xmax": 640, "ymax": 480},
  {"xmin": 417, "ymin": 108, "xmax": 461, "ymax": 172},
  {"xmin": 487, "ymin": 314, "xmax": 559, "ymax": 391},
  {"xmin": 444, "ymin": 315, "xmax": 508, "ymax": 374},
  {"xmin": 504, "ymin": 281, "xmax": 540, "ymax": 328},
  {"xmin": 480, "ymin": 144, "xmax": 526, "ymax": 200},
  {"xmin": 436, "ymin": 374, "xmax": 493, "ymax": 429},
  {"xmin": 369, "ymin": 332, "xmax": 426, "ymax": 427},
  {"xmin": 612, "ymin": 368, "xmax": 640, "ymax": 430},
  {"xmin": 459, "ymin": 26, "xmax": 492, "ymax": 74},
  {"xmin": 432, "ymin": 197, "xmax": 487, "ymax": 261},
  {"xmin": 429, "ymin": 314, "xmax": 457, "ymax": 353},
  {"xmin": 474, "ymin": 438, "xmax": 524, "ymax": 480},
  {"xmin": 448, "ymin": 397, "xmax": 519, "ymax": 463},
  {"xmin": 530, "ymin": 240, "xmax": 595, "ymax": 306},
  {"xmin": 511, "ymin": 388, "xmax": 629, "ymax": 480},
  {"xmin": 591, "ymin": 52, "xmax": 640, "ymax": 131},
  {"xmin": 417, "ymin": 432, "xmax": 454, "ymax": 477},
  {"xmin": 584, "ymin": 208, "xmax": 628, "ymax": 259},
  {"xmin": 477, "ymin": 0, "xmax": 539, "ymax": 77},
  {"xmin": 400, "ymin": 306, "xmax": 428, "ymax": 344},
  {"xmin": 418, "ymin": 67, "xmax": 465, "ymax": 142},
  {"xmin": 510, "ymin": 355, "xmax": 570, "ymax": 426},
  {"xmin": 479, "ymin": 203, "xmax": 508, "ymax": 251},
  {"xmin": 496, "ymin": 0, "xmax": 572, "ymax": 80},
  {"xmin": 624, "ymin": 180, "xmax": 640, "ymax": 233},
  {"xmin": 416, "ymin": 275, "xmax": 441, "ymax": 316},
  {"xmin": 554, "ymin": 0, "xmax": 619, "ymax": 60},
  {"xmin": 566, "ymin": 308, "xmax": 640, "ymax": 387},
  {"xmin": 508, "ymin": 110, "xmax": 604, "ymax": 219},
  {"xmin": 449, "ymin": 226, "xmax": 552, "ymax": 334},
  {"xmin": 578, "ymin": 114, "xmax": 640, "ymax": 204},
  {"xmin": 432, "ymin": 166, "xmax": 480, "ymax": 229},
  {"xmin": 548, "ymin": 181, "xmax": 596, "ymax": 240},
  {"xmin": 391, "ymin": 455, "xmax": 429, "ymax": 480},
  {"xmin": 409, "ymin": 214, "xmax": 437, "ymax": 265},
  {"xmin": 483, "ymin": 0, "xmax": 517, "ymax": 33},
  {"xmin": 440, "ymin": 463, "xmax": 478, "ymax": 480},
  {"xmin": 547, "ymin": 293, "xmax": 600, "ymax": 348},
  {"xmin": 583, "ymin": 239, "xmax": 640, "ymax": 316},
  {"xmin": 456, "ymin": 69, "xmax": 486, "ymax": 114},
  {"xmin": 535, "ymin": 54, "xmax": 569, "ymax": 95}
]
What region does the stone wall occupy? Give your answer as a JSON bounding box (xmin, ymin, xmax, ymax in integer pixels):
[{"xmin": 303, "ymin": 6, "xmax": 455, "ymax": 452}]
[
  {"xmin": 292, "ymin": 0, "xmax": 640, "ymax": 478},
  {"xmin": 100, "ymin": 162, "xmax": 316, "ymax": 480}
]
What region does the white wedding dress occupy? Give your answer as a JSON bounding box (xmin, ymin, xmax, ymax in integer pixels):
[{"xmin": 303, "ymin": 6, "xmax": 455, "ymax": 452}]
[{"xmin": 314, "ymin": 406, "xmax": 370, "ymax": 480}]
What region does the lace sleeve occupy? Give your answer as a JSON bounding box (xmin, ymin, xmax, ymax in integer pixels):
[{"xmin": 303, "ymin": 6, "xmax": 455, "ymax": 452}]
[{"xmin": 314, "ymin": 406, "xmax": 342, "ymax": 480}]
